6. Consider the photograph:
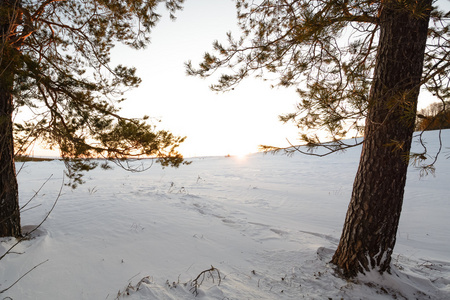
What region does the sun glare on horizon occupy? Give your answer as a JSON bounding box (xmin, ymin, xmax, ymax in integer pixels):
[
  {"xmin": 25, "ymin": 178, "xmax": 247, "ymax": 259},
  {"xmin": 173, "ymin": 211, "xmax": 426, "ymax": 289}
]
[
  {"xmin": 234, "ymin": 152, "xmax": 248, "ymax": 160},
  {"xmin": 229, "ymin": 148, "xmax": 255, "ymax": 160}
]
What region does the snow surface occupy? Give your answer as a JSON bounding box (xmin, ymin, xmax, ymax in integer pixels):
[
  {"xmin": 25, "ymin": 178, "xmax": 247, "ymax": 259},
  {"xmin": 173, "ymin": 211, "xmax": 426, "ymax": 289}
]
[{"xmin": 1, "ymin": 130, "xmax": 449, "ymax": 299}]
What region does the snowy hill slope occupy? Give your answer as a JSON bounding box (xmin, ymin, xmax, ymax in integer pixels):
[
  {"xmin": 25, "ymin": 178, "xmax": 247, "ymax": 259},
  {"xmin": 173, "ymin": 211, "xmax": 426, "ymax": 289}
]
[{"xmin": 1, "ymin": 130, "xmax": 449, "ymax": 299}]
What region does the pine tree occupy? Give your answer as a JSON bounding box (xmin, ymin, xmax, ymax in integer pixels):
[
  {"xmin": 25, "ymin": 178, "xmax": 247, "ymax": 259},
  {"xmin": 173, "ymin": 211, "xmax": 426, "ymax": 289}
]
[
  {"xmin": 0, "ymin": 0, "xmax": 186, "ymax": 237},
  {"xmin": 187, "ymin": 0, "xmax": 448, "ymax": 277}
]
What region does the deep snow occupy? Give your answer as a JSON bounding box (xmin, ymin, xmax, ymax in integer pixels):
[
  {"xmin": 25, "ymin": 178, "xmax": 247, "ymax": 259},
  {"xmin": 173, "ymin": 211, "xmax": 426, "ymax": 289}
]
[{"xmin": 1, "ymin": 130, "xmax": 449, "ymax": 299}]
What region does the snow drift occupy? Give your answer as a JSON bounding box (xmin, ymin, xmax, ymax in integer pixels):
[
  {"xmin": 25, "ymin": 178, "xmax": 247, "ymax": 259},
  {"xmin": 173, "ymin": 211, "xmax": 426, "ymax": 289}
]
[{"xmin": 1, "ymin": 130, "xmax": 449, "ymax": 299}]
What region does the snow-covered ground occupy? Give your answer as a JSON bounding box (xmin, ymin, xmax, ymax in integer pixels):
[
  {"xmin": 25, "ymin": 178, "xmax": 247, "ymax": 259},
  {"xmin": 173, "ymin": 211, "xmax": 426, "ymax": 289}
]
[{"xmin": 1, "ymin": 130, "xmax": 449, "ymax": 299}]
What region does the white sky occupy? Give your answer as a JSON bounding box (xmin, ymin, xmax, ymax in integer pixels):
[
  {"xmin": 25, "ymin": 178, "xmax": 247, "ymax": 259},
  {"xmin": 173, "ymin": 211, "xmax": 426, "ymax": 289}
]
[
  {"xmin": 33, "ymin": 0, "xmax": 441, "ymax": 158},
  {"xmin": 110, "ymin": 0, "xmax": 301, "ymax": 158}
]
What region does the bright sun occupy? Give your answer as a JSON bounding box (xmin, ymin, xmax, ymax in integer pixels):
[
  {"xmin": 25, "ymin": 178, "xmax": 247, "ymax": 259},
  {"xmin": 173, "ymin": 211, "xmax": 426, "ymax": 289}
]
[
  {"xmin": 231, "ymin": 148, "xmax": 252, "ymax": 160},
  {"xmin": 234, "ymin": 153, "xmax": 247, "ymax": 160}
]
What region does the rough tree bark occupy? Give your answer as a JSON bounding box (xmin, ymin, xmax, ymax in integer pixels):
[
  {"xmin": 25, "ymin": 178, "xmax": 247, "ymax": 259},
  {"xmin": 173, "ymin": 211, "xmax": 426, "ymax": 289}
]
[
  {"xmin": 331, "ymin": 0, "xmax": 432, "ymax": 277},
  {"xmin": 0, "ymin": 88, "xmax": 21, "ymax": 238},
  {"xmin": 0, "ymin": 0, "xmax": 22, "ymax": 237}
]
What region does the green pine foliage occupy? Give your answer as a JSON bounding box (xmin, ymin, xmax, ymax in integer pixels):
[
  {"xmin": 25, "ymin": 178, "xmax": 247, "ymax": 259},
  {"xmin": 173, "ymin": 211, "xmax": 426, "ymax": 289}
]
[
  {"xmin": 1, "ymin": 0, "xmax": 186, "ymax": 187},
  {"xmin": 187, "ymin": 0, "xmax": 450, "ymax": 157}
]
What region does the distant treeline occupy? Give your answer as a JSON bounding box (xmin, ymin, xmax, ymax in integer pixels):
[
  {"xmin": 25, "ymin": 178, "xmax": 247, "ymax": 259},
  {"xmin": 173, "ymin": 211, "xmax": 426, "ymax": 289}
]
[
  {"xmin": 15, "ymin": 155, "xmax": 55, "ymax": 162},
  {"xmin": 416, "ymin": 101, "xmax": 450, "ymax": 131}
]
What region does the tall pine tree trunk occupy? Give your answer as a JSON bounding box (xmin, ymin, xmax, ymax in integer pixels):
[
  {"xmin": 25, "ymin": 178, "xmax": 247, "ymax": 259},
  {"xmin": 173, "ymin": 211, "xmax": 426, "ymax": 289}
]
[
  {"xmin": 0, "ymin": 0, "xmax": 22, "ymax": 238},
  {"xmin": 0, "ymin": 87, "xmax": 21, "ymax": 238},
  {"xmin": 331, "ymin": 0, "xmax": 432, "ymax": 277}
]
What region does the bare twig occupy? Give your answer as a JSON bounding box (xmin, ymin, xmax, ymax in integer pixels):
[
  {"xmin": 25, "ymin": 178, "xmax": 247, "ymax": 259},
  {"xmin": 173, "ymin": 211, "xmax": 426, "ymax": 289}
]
[
  {"xmin": 190, "ymin": 266, "xmax": 221, "ymax": 297},
  {"xmin": 115, "ymin": 276, "xmax": 151, "ymax": 299},
  {"xmin": 20, "ymin": 174, "xmax": 54, "ymax": 211},
  {"xmin": 0, "ymin": 259, "xmax": 49, "ymax": 294},
  {"xmin": 20, "ymin": 204, "xmax": 42, "ymax": 213},
  {"xmin": 0, "ymin": 175, "xmax": 63, "ymax": 295},
  {"xmin": 0, "ymin": 175, "xmax": 63, "ymax": 261}
]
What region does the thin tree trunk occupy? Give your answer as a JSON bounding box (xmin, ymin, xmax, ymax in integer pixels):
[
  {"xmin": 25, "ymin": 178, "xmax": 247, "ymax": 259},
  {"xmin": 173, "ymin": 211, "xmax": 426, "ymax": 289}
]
[
  {"xmin": 0, "ymin": 0, "xmax": 22, "ymax": 237},
  {"xmin": 331, "ymin": 0, "xmax": 432, "ymax": 278}
]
